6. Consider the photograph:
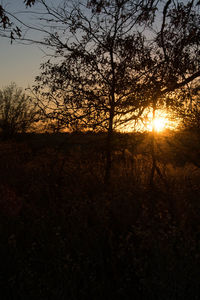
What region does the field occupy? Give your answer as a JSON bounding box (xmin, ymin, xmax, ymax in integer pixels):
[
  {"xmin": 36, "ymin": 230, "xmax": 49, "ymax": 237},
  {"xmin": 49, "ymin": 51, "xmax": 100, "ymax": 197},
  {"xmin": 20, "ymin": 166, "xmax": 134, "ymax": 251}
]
[{"xmin": 0, "ymin": 131, "xmax": 200, "ymax": 299}]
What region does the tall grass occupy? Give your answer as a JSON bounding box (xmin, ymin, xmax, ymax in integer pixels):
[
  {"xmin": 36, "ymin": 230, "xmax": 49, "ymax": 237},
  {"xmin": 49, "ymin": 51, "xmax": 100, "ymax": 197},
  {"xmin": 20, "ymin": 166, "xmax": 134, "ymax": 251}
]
[{"xmin": 0, "ymin": 132, "xmax": 199, "ymax": 299}]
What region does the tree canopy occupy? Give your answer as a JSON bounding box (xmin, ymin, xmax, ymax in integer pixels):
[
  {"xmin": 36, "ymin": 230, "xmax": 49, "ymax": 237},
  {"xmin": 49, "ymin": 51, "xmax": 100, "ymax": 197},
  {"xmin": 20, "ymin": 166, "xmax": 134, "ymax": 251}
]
[
  {"xmin": 27, "ymin": 0, "xmax": 200, "ymax": 131},
  {"xmin": 0, "ymin": 0, "xmax": 199, "ymax": 179}
]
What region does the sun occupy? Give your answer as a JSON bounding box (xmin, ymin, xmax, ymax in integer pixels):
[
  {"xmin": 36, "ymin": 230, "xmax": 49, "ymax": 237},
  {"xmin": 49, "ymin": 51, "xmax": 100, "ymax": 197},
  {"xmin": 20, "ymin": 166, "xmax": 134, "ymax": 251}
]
[
  {"xmin": 144, "ymin": 109, "xmax": 174, "ymax": 133},
  {"xmin": 119, "ymin": 108, "xmax": 178, "ymax": 132},
  {"xmin": 147, "ymin": 116, "xmax": 166, "ymax": 132}
]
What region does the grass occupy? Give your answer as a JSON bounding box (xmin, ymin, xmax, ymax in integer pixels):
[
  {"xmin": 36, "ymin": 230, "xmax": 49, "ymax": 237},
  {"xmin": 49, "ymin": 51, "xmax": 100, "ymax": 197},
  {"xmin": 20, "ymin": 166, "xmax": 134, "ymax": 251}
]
[{"xmin": 0, "ymin": 130, "xmax": 200, "ymax": 299}]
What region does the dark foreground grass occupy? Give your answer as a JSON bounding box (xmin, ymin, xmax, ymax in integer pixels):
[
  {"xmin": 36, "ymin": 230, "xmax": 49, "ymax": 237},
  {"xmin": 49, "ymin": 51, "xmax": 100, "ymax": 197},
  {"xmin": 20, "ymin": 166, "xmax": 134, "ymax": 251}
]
[{"xmin": 0, "ymin": 132, "xmax": 200, "ymax": 299}]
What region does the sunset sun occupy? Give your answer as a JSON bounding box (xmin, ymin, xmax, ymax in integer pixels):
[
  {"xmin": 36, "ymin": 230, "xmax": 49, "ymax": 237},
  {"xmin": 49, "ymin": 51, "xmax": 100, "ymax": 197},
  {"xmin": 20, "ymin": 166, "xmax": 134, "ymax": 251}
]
[
  {"xmin": 142, "ymin": 109, "xmax": 177, "ymax": 133},
  {"xmin": 121, "ymin": 109, "xmax": 177, "ymax": 133},
  {"xmin": 147, "ymin": 116, "xmax": 167, "ymax": 132}
]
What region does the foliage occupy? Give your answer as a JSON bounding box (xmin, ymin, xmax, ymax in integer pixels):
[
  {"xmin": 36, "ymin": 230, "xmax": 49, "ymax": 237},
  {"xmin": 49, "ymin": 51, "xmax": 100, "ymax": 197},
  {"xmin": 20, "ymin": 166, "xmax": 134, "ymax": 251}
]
[
  {"xmin": 0, "ymin": 83, "xmax": 40, "ymax": 138},
  {"xmin": 33, "ymin": 1, "xmax": 159, "ymax": 132},
  {"xmin": 177, "ymin": 85, "xmax": 200, "ymax": 131},
  {"xmin": 0, "ymin": 1, "xmax": 35, "ymax": 27},
  {"xmin": 30, "ymin": 1, "xmax": 199, "ymax": 140}
]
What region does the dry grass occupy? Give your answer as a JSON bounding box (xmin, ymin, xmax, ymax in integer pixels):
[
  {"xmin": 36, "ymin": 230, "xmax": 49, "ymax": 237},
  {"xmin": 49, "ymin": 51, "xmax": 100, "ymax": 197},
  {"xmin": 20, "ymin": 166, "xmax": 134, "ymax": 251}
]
[{"xmin": 0, "ymin": 132, "xmax": 200, "ymax": 299}]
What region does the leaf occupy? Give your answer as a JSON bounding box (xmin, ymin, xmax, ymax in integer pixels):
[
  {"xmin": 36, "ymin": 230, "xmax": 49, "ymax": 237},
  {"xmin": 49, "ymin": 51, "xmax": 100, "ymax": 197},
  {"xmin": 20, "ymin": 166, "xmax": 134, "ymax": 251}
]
[{"xmin": 24, "ymin": 0, "xmax": 36, "ymax": 7}]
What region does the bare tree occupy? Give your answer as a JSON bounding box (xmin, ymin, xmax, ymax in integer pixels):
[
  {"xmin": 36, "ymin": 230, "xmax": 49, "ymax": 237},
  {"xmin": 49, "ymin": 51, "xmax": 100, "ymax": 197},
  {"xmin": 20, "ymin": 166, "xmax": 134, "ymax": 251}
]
[{"xmin": 0, "ymin": 83, "xmax": 40, "ymax": 138}]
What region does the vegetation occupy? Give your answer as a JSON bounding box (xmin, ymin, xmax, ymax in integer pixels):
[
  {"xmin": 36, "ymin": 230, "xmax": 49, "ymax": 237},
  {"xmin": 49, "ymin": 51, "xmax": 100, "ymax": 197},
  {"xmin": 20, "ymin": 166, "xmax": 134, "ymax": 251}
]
[
  {"xmin": 30, "ymin": 0, "xmax": 199, "ymax": 182},
  {"xmin": 0, "ymin": 131, "xmax": 200, "ymax": 299},
  {"xmin": 0, "ymin": 83, "xmax": 40, "ymax": 139},
  {"xmin": 1, "ymin": 1, "xmax": 199, "ymax": 180},
  {"xmin": 0, "ymin": 0, "xmax": 200, "ymax": 299}
]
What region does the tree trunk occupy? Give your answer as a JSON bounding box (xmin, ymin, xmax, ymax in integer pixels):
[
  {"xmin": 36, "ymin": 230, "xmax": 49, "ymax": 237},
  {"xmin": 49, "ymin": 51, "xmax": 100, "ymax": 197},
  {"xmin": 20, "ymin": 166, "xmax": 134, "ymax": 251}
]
[
  {"xmin": 150, "ymin": 106, "xmax": 157, "ymax": 186},
  {"xmin": 104, "ymin": 108, "xmax": 114, "ymax": 185},
  {"xmin": 149, "ymin": 105, "xmax": 165, "ymax": 186}
]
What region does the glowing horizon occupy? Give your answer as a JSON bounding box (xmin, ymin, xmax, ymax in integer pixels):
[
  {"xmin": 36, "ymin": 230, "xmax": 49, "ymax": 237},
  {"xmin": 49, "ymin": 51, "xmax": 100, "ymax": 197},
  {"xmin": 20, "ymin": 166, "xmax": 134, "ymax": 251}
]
[{"xmin": 121, "ymin": 108, "xmax": 179, "ymax": 133}]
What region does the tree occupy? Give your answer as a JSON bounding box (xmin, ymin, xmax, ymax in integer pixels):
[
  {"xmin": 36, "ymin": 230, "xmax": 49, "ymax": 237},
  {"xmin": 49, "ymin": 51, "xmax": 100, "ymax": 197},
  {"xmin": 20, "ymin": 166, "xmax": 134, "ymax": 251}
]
[
  {"xmin": 31, "ymin": 0, "xmax": 161, "ymax": 182},
  {"xmin": 0, "ymin": 83, "xmax": 40, "ymax": 138},
  {"xmin": 135, "ymin": 0, "xmax": 200, "ymax": 184},
  {"xmin": 1, "ymin": 0, "xmax": 199, "ymax": 182},
  {"xmin": 32, "ymin": 0, "xmax": 199, "ymax": 182}
]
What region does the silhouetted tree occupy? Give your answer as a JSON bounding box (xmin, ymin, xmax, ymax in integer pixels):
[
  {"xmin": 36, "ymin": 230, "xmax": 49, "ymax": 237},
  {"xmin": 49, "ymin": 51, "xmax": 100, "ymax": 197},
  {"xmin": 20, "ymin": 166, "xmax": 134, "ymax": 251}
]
[
  {"xmin": 0, "ymin": 83, "xmax": 40, "ymax": 138},
  {"xmin": 32, "ymin": 0, "xmax": 200, "ymax": 182},
  {"xmin": 140, "ymin": 0, "xmax": 200, "ymax": 184},
  {"xmin": 31, "ymin": 0, "xmax": 163, "ymax": 182},
  {"xmin": 176, "ymin": 85, "xmax": 200, "ymax": 131},
  {"xmin": 1, "ymin": 0, "xmax": 200, "ymax": 181}
]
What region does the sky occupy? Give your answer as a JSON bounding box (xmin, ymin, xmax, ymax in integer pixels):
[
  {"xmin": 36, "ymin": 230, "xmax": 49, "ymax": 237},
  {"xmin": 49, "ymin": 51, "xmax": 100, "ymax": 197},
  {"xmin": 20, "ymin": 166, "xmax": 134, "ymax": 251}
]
[
  {"xmin": 0, "ymin": 37, "xmax": 44, "ymax": 89},
  {"xmin": 0, "ymin": 0, "xmax": 160, "ymax": 90},
  {"xmin": 0, "ymin": 0, "xmax": 193, "ymax": 90},
  {"xmin": 0, "ymin": 0, "xmax": 164, "ymax": 90},
  {"xmin": 0, "ymin": 0, "xmax": 50, "ymax": 89}
]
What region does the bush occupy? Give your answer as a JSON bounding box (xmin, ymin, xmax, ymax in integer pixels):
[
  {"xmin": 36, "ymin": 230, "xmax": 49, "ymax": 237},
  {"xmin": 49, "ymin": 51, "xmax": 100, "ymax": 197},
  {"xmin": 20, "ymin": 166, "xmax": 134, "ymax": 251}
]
[{"xmin": 0, "ymin": 83, "xmax": 40, "ymax": 138}]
